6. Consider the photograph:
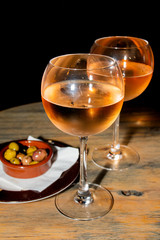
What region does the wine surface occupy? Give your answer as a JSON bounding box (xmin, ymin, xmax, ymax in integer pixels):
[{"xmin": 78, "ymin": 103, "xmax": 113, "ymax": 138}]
[{"xmin": 42, "ymin": 80, "xmax": 123, "ymax": 136}]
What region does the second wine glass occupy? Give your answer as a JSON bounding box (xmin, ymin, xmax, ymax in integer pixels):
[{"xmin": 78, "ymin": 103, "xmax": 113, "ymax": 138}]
[{"xmin": 90, "ymin": 36, "xmax": 154, "ymax": 170}]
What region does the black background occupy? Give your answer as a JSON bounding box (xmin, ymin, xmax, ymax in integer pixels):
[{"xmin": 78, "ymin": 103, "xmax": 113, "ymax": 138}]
[{"xmin": 1, "ymin": 2, "xmax": 159, "ymax": 111}]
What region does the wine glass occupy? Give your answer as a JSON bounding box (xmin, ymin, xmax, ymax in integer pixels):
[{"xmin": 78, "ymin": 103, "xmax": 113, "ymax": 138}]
[
  {"xmin": 41, "ymin": 53, "xmax": 124, "ymax": 220},
  {"xmin": 90, "ymin": 36, "xmax": 154, "ymax": 170}
]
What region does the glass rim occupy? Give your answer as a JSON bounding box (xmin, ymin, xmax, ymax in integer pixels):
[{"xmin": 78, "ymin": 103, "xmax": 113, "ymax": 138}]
[
  {"xmin": 49, "ymin": 53, "xmax": 117, "ymax": 71},
  {"xmin": 94, "ymin": 36, "xmax": 149, "ymax": 50}
]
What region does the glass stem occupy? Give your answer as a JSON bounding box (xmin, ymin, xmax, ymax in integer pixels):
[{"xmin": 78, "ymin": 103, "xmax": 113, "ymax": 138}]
[
  {"xmin": 74, "ymin": 137, "xmax": 93, "ymax": 205},
  {"xmin": 110, "ymin": 114, "xmax": 121, "ymax": 156},
  {"xmin": 113, "ymin": 114, "xmax": 120, "ymax": 150}
]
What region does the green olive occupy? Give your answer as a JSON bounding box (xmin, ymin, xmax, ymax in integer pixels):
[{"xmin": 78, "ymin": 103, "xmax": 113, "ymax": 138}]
[
  {"xmin": 9, "ymin": 142, "xmax": 19, "ymax": 151},
  {"xmin": 10, "ymin": 157, "xmax": 21, "ymax": 165},
  {"xmin": 27, "ymin": 146, "xmax": 37, "ymax": 156},
  {"xmin": 29, "ymin": 161, "xmax": 39, "ymax": 165},
  {"xmin": 4, "ymin": 149, "xmax": 16, "ymax": 161}
]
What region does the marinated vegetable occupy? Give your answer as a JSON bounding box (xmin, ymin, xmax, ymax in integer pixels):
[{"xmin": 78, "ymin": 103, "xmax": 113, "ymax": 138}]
[
  {"xmin": 10, "ymin": 157, "xmax": 21, "ymax": 165},
  {"xmin": 21, "ymin": 155, "xmax": 32, "ymax": 165},
  {"xmin": 17, "ymin": 152, "xmax": 25, "ymax": 161},
  {"xmin": 4, "ymin": 149, "xmax": 16, "ymax": 161},
  {"xmin": 27, "ymin": 146, "xmax": 37, "ymax": 156},
  {"xmin": 3, "ymin": 142, "xmax": 48, "ymax": 166},
  {"xmin": 32, "ymin": 149, "xmax": 48, "ymax": 162},
  {"xmin": 29, "ymin": 161, "xmax": 39, "ymax": 165},
  {"xmin": 9, "ymin": 142, "xmax": 19, "ymax": 151}
]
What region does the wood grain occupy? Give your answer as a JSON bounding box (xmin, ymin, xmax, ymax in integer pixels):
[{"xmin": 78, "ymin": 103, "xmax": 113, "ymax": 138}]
[{"xmin": 0, "ymin": 102, "xmax": 160, "ymax": 239}]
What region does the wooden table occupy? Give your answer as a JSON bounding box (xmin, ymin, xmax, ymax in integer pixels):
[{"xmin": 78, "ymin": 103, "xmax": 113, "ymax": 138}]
[{"xmin": 0, "ymin": 102, "xmax": 160, "ymax": 239}]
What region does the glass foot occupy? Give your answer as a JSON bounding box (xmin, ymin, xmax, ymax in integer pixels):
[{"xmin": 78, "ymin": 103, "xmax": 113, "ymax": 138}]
[
  {"xmin": 92, "ymin": 144, "xmax": 140, "ymax": 171},
  {"xmin": 55, "ymin": 183, "xmax": 114, "ymax": 221}
]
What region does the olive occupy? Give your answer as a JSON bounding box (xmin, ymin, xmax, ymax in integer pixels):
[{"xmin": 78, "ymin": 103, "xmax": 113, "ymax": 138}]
[
  {"xmin": 32, "ymin": 149, "xmax": 48, "ymax": 162},
  {"xmin": 9, "ymin": 142, "xmax": 19, "ymax": 151},
  {"xmin": 27, "ymin": 146, "xmax": 37, "ymax": 156},
  {"xmin": 10, "ymin": 157, "xmax": 21, "ymax": 165},
  {"xmin": 29, "ymin": 161, "xmax": 39, "ymax": 165},
  {"xmin": 4, "ymin": 149, "xmax": 16, "ymax": 161},
  {"xmin": 21, "ymin": 155, "xmax": 32, "ymax": 165},
  {"xmin": 17, "ymin": 152, "xmax": 25, "ymax": 161},
  {"xmin": 18, "ymin": 143, "xmax": 28, "ymax": 154}
]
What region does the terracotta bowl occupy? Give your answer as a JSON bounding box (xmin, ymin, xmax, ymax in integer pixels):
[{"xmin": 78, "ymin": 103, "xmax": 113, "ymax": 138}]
[{"xmin": 0, "ymin": 140, "xmax": 53, "ymax": 179}]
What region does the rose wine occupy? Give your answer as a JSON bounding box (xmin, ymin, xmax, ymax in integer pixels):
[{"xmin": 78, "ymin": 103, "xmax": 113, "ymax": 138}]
[
  {"xmin": 42, "ymin": 80, "xmax": 123, "ymax": 137},
  {"xmin": 119, "ymin": 61, "xmax": 153, "ymax": 101}
]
